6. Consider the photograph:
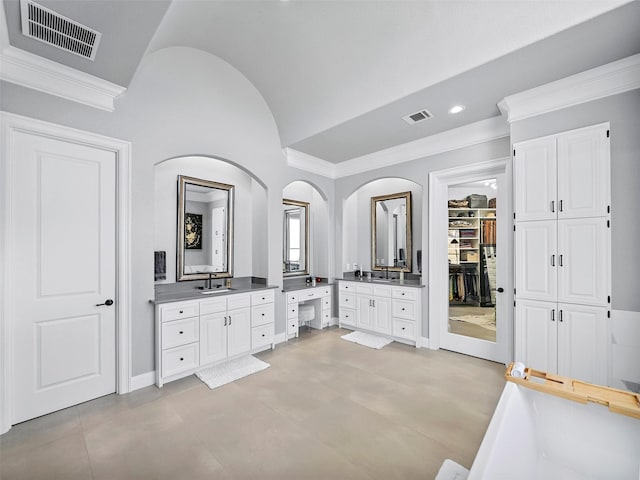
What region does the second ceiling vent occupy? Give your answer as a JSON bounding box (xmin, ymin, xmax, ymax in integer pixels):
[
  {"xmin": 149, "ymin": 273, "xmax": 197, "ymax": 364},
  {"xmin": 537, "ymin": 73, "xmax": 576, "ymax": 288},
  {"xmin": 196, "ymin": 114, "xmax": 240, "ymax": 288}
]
[
  {"xmin": 20, "ymin": 0, "xmax": 102, "ymax": 61},
  {"xmin": 402, "ymin": 109, "xmax": 434, "ymax": 125}
]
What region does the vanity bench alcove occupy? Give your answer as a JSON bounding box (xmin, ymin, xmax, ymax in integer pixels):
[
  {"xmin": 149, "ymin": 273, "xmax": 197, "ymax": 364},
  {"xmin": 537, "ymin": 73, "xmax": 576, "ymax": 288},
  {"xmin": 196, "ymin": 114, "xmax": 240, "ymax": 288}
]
[
  {"xmin": 282, "ymin": 280, "xmax": 333, "ymax": 338},
  {"xmin": 153, "ymin": 279, "xmax": 278, "ymax": 387}
]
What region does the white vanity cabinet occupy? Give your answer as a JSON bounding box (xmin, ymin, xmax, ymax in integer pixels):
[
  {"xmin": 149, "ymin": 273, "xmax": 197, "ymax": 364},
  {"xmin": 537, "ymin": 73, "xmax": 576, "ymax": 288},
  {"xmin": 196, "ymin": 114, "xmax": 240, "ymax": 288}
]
[
  {"xmin": 285, "ymin": 285, "xmax": 332, "ymax": 338},
  {"xmin": 339, "ymin": 280, "xmax": 422, "ymax": 345},
  {"xmin": 155, "ymin": 289, "xmax": 275, "ymax": 387}
]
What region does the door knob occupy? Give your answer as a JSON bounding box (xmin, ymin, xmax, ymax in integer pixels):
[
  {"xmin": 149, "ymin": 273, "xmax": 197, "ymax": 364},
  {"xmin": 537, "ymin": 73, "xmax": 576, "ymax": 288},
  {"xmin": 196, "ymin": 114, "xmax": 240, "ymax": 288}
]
[
  {"xmin": 96, "ymin": 299, "xmax": 114, "ymax": 306},
  {"xmin": 496, "ymin": 288, "xmax": 504, "ymax": 293}
]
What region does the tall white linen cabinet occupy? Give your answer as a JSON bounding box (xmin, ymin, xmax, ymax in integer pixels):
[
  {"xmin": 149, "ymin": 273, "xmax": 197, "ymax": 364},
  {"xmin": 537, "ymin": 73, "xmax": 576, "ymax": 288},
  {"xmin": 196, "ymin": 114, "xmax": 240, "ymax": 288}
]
[{"xmin": 513, "ymin": 123, "xmax": 611, "ymax": 385}]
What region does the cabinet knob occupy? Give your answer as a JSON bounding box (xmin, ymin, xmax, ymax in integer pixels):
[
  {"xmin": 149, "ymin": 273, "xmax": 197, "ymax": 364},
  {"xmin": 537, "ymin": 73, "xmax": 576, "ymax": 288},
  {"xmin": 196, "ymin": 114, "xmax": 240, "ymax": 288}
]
[
  {"xmin": 261, "ymin": 313, "xmax": 265, "ymax": 316},
  {"xmin": 401, "ymin": 293, "xmax": 405, "ymax": 296},
  {"xmin": 180, "ymin": 357, "xmax": 184, "ymax": 361},
  {"xmin": 179, "ymin": 310, "xmax": 183, "ymax": 314},
  {"xmin": 401, "ymin": 308, "xmax": 405, "ymax": 311},
  {"xmin": 179, "ymin": 331, "xmax": 184, "ymax": 334},
  {"xmin": 262, "ymin": 297, "xmax": 265, "ymax": 300},
  {"xmin": 261, "ymin": 334, "xmax": 265, "ymax": 337},
  {"xmin": 401, "ymin": 327, "xmax": 405, "ymax": 330}
]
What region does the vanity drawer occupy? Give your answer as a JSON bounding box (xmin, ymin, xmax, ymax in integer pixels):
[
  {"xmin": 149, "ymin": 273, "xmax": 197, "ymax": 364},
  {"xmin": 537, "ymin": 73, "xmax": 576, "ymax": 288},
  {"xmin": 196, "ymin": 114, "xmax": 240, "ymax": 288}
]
[
  {"xmin": 287, "ymin": 303, "xmax": 299, "ymax": 318},
  {"xmin": 252, "ymin": 303, "xmax": 274, "ymax": 327},
  {"xmin": 162, "ymin": 343, "xmax": 199, "ymax": 378},
  {"xmin": 160, "ymin": 302, "xmax": 199, "ymax": 323},
  {"xmin": 287, "ymin": 318, "xmax": 299, "ymax": 335},
  {"xmin": 322, "ymin": 296, "xmax": 332, "ymax": 310},
  {"xmin": 200, "ymin": 297, "xmax": 227, "ymax": 315},
  {"xmin": 392, "ymin": 299, "xmax": 417, "ymax": 320},
  {"xmin": 228, "ymin": 293, "xmax": 251, "ymax": 310},
  {"xmin": 162, "ymin": 317, "xmax": 199, "ymax": 349},
  {"xmin": 340, "ymin": 308, "xmax": 356, "ymax": 326},
  {"xmin": 339, "ymin": 281, "xmax": 356, "ymax": 292},
  {"xmin": 251, "ymin": 290, "xmax": 274, "ymax": 306},
  {"xmin": 252, "ymin": 324, "xmax": 274, "ymax": 348},
  {"xmin": 339, "ymin": 292, "xmax": 356, "ymax": 308},
  {"xmin": 392, "ymin": 287, "xmax": 419, "ymax": 301},
  {"xmin": 322, "ymin": 311, "xmax": 331, "ymax": 327},
  {"xmin": 300, "ymin": 289, "xmax": 321, "ymax": 301},
  {"xmin": 393, "ymin": 318, "xmax": 416, "ymax": 340},
  {"xmin": 321, "ymin": 287, "xmax": 332, "ymax": 297},
  {"xmin": 373, "ymin": 285, "xmax": 391, "ymax": 297},
  {"xmin": 287, "ymin": 292, "xmax": 299, "ymax": 304},
  {"xmin": 356, "ymin": 284, "xmax": 373, "ymax": 295}
]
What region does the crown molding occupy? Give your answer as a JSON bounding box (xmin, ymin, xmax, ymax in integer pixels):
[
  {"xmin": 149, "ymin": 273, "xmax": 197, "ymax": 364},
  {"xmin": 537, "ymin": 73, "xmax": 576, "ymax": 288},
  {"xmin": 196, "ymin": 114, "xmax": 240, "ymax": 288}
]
[
  {"xmin": 285, "ymin": 148, "xmax": 337, "ymax": 179},
  {"xmin": 333, "ymin": 116, "xmax": 509, "ymax": 178},
  {"xmin": 0, "ymin": 45, "xmax": 126, "ymax": 112},
  {"xmin": 500, "ymin": 53, "xmax": 640, "ymax": 123}
]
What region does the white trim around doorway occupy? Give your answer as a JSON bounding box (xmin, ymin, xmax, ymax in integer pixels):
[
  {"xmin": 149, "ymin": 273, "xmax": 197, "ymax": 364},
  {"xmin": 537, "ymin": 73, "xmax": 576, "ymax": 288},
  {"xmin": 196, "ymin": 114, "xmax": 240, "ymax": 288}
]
[
  {"xmin": 428, "ymin": 157, "xmax": 513, "ymax": 362},
  {"xmin": 0, "ymin": 112, "xmax": 132, "ymax": 434}
]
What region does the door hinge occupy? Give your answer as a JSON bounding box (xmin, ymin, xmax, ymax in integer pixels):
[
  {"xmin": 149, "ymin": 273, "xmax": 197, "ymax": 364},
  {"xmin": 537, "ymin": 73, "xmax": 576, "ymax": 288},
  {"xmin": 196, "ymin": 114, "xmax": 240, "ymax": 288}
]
[
  {"xmin": 608, "ymin": 295, "xmax": 611, "ymax": 304},
  {"xmin": 607, "ymin": 311, "xmax": 611, "ymax": 318},
  {"xmin": 606, "ymin": 129, "xmax": 610, "ymax": 138}
]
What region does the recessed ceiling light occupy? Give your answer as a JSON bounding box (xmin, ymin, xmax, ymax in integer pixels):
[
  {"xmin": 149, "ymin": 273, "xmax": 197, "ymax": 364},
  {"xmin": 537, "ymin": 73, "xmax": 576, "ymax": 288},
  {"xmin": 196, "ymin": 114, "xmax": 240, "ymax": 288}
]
[{"xmin": 449, "ymin": 105, "xmax": 466, "ymax": 114}]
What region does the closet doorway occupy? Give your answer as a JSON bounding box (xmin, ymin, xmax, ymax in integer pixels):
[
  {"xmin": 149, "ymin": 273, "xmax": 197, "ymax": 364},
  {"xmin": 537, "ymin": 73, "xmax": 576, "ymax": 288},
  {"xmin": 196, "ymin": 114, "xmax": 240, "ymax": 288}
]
[{"xmin": 429, "ymin": 159, "xmax": 512, "ymax": 363}]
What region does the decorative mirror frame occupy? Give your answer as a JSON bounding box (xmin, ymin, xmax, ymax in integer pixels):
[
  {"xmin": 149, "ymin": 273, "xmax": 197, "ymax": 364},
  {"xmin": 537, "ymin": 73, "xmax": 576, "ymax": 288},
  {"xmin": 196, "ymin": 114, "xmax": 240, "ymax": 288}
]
[
  {"xmin": 282, "ymin": 198, "xmax": 310, "ymax": 277},
  {"xmin": 371, "ymin": 191, "xmax": 412, "ymax": 272},
  {"xmin": 177, "ymin": 175, "xmax": 234, "ymax": 281}
]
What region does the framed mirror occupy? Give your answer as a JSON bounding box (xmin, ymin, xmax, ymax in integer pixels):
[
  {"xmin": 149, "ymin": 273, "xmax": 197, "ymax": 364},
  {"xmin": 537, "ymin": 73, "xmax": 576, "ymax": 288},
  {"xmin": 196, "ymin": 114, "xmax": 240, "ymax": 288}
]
[
  {"xmin": 177, "ymin": 175, "xmax": 234, "ymax": 281},
  {"xmin": 282, "ymin": 199, "xmax": 309, "ymax": 276},
  {"xmin": 371, "ymin": 191, "xmax": 412, "ymax": 272}
]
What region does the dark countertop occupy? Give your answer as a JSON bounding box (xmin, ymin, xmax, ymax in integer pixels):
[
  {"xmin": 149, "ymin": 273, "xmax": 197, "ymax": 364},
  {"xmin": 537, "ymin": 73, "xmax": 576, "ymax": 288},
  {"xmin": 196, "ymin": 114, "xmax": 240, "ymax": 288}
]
[
  {"xmin": 336, "ymin": 277, "xmax": 424, "ymax": 288},
  {"xmin": 153, "ymin": 283, "xmax": 279, "ymax": 305}
]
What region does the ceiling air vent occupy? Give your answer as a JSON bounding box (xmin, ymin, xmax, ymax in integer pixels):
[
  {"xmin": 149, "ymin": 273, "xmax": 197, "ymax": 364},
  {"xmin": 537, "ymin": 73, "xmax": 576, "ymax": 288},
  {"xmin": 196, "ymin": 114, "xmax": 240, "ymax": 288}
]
[
  {"xmin": 20, "ymin": 0, "xmax": 102, "ymax": 61},
  {"xmin": 402, "ymin": 109, "xmax": 434, "ymax": 125}
]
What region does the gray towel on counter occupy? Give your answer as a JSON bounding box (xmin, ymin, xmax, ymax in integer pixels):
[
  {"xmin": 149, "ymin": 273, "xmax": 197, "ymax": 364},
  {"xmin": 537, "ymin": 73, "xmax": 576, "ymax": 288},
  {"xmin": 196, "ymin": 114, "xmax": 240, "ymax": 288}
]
[{"xmin": 155, "ymin": 251, "xmax": 166, "ymax": 281}]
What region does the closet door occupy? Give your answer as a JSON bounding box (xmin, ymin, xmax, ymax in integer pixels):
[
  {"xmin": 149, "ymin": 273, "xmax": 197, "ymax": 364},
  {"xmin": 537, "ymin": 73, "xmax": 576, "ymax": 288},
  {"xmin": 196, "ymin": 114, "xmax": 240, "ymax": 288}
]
[
  {"xmin": 515, "ymin": 299, "xmax": 558, "ymax": 374},
  {"xmin": 515, "ymin": 220, "xmax": 557, "ymax": 302},
  {"xmin": 514, "ymin": 137, "xmax": 557, "ymax": 221},
  {"xmin": 557, "ymin": 218, "xmax": 609, "ymax": 306},
  {"xmin": 557, "ymin": 304, "xmax": 608, "ymax": 384},
  {"xmin": 557, "ymin": 126, "xmax": 610, "ymax": 219}
]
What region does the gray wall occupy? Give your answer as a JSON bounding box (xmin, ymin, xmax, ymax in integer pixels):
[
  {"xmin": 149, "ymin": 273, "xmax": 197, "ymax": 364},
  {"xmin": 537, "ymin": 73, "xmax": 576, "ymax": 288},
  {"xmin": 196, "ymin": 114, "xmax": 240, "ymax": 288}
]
[
  {"xmin": 1, "ymin": 46, "xmax": 335, "ymax": 376},
  {"xmin": 334, "ymin": 136, "xmax": 512, "ymax": 338},
  {"xmin": 511, "ymin": 89, "xmax": 640, "ymax": 312}
]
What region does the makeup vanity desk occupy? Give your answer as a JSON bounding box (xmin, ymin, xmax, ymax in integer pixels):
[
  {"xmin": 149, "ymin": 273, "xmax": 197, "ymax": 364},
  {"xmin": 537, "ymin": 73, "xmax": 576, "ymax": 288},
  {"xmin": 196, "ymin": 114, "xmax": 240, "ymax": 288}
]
[{"xmin": 282, "ymin": 283, "xmax": 333, "ymax": 338}]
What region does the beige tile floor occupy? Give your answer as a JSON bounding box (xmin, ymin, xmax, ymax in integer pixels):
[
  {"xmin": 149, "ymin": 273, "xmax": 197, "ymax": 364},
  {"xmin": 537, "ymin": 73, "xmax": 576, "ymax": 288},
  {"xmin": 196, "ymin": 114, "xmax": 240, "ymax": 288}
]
[{"xmin": 0, "ymin": 327, "xmax": 506, "ymax": 480}]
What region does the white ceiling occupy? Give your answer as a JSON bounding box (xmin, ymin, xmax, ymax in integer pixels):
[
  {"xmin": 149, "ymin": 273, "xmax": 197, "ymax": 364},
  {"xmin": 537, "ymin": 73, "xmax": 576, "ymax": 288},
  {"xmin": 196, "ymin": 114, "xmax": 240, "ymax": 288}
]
[{"xmin": 3, "ymin": 0, "xmax": 638, "ymax": 162}]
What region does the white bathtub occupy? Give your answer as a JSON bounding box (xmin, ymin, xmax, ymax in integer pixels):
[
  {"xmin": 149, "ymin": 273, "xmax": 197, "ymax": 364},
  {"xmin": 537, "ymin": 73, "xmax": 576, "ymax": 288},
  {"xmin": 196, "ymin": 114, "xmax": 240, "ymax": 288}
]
[{"xmin": 468, "ymin": 382, "xmax": 640, "ymax": 480}]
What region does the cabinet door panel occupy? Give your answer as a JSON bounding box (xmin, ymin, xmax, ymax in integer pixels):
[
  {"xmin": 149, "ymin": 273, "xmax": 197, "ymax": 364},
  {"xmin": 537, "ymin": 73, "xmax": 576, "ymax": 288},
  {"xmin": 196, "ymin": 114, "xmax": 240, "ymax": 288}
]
[
  {"xmin": 356, "ymin": 295, "xmax": 373, "ymax": 329},
  {"xmin": 557, "ymin": 126, "xmax": 610, "ymax": 219},
  {"xmin": 373, "ymin": 297, "xmax": 391, "ymax": 335},
  {"xmin": 200, "ymin": 313, "xmax": 227, "ymax": 365},
  {"xmin": 557, "ymin": 304, "xmax": 607, "ymax": 385},
  {"xmin": 558, "ymin": 218, "xmax": 609, "ymax": 306},
  {"xmin": 514, "ymin": 137, "xmax": 557, "ymax": 221},
  {"xmin": 227, "ymin": 308, "xmax": 251, "ymax": 357},
  {"xmin": 515, "ymin": 221, "xmax": 557, "ymax": 301},
  {"xmin": 515, "ymin": 300, "xmax": 557, "ymax": 374}
]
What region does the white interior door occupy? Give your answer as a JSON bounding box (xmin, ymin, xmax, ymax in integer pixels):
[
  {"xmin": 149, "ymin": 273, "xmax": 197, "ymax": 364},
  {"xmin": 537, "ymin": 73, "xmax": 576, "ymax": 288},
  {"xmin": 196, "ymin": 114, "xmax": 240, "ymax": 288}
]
[
  {"xmin": 11, "ymin": 131, "xmax": 117, "ymax": 424},
  {"xmin": 439, "ymin": 172, "xmax": 510, "ymax": 363}
]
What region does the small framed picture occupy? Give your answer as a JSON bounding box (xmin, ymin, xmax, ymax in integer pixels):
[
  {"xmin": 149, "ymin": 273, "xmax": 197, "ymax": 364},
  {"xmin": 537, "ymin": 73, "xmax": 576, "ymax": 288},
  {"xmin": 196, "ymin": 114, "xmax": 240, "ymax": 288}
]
[{"xmin": 184, "ymin": 213, "xmax": 202, "ymax": 249}]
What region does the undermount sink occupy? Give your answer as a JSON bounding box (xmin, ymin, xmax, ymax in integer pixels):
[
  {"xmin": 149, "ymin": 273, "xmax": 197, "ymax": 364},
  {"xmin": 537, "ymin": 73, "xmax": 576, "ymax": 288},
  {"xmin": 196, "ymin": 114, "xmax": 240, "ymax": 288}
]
[{"xmin": 199, "ymin": 288, "xmax": 234, "ymax": 295}]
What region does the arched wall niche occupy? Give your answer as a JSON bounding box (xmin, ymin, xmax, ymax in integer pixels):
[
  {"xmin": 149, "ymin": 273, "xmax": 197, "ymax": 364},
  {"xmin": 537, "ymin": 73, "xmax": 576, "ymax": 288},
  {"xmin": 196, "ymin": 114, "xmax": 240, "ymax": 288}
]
[
  {"xmin": 154, "ymin": 155, "xmax": 268, "ymax": 283},
  {"xmin": 342, "ymin": 177, "xmax": 423, "ymax": 274},
  {"xmin": 282, "ymin": 180, "xmax": 330, "ymax": 279}
]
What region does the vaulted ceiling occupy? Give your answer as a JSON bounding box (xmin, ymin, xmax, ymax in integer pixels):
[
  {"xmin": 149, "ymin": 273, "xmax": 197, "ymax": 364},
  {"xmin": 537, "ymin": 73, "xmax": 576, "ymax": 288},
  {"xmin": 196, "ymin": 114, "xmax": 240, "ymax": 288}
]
[{"xmin": 2, "ymin": 0, "xmax": 639, "ymax": 162}]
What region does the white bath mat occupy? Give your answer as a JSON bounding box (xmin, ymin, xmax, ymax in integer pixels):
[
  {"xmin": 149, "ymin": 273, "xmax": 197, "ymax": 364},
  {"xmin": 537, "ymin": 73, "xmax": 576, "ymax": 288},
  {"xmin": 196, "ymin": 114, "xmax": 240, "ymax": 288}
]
[
  {"xmin": 435, "ymin": 459, "xmax": 469, "ymax": 480},
  {"xmin": 341, "ymin": 331, "xmax": 392, "ymax": 349},
  {"xmin": 196, "ymin": 355, "xmax": 270, "ymax": 389}
]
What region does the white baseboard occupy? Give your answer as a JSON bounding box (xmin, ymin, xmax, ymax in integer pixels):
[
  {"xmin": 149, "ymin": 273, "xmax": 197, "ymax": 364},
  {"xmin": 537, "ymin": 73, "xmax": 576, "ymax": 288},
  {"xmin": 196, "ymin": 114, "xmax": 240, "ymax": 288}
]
[
  {"xmin": 417, "ymin": 337, "xmax": 430, "ymax": 349},
  {"xmin": 329, "ymin": 317, "xmax": 339, "ymax": 327},
  {"xmin": 274, "ymin": 332, "xmax": 287, "ymax": 345},
  {"xmin": 130, "ymin": 371, "xmax": 155, "ymax": 392}
]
